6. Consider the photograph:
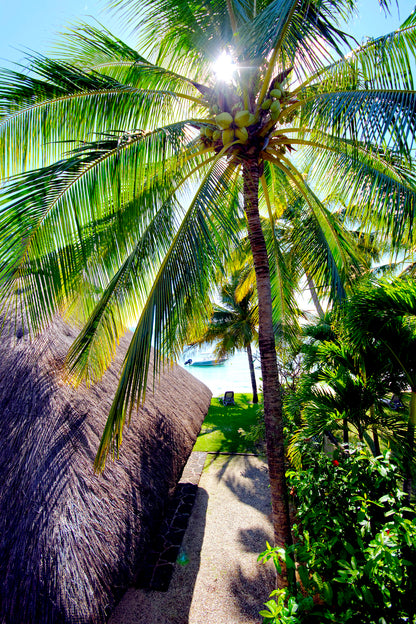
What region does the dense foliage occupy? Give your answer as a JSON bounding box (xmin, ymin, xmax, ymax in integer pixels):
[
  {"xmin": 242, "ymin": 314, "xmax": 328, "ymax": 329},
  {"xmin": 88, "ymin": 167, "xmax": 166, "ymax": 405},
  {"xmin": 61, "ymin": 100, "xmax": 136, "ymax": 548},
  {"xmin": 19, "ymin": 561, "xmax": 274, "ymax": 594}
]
[{"xmin": 259, "ymin": 447, "xmax": 416, "ymax": 623}]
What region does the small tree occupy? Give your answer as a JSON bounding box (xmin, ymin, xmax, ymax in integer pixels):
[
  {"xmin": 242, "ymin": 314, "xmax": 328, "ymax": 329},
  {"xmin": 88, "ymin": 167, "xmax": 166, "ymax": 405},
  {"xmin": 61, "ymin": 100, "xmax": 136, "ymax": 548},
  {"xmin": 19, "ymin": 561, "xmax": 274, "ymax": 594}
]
[
  {"xmin": 193, "ymin": 269, "xmax": 260, "ymax": 403},
  {"xmin": 288, "ymin": 310, "xmax": 407, "ymax": 468}
]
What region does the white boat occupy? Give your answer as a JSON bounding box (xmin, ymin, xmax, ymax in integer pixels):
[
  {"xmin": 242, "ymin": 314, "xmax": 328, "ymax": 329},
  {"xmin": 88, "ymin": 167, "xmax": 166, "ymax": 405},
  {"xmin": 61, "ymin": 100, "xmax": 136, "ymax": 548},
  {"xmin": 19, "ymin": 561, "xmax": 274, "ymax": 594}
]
[{"xmin": 184, "ymin": 352, "xmax": 228, "ymax": 367}]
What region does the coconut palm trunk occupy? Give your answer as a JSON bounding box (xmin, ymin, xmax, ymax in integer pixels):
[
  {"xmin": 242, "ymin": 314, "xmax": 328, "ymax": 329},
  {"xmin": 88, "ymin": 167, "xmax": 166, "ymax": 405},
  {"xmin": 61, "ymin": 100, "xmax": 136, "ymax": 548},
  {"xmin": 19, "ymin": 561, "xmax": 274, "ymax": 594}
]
[
  {"xmin": 305, "ymin": 272, "xmax": 325, "ymax": 319},
  {"xmin": 243, "ymin": 160, "xmax": 292, "ymax": 587},
  {"xmin": 369, "ymin": 405, "xmax": 381, "ymax": 456},
  {"xmin": 372, "ymin": 426, "xmax": 381, "ymax": 456},
  {"xmin": 343, "ymin": 418, "xmax": 349, "ymax": 445},
  {"xmin": 246, "ymin": 342, "xmax": 259, "ymax": 404}
]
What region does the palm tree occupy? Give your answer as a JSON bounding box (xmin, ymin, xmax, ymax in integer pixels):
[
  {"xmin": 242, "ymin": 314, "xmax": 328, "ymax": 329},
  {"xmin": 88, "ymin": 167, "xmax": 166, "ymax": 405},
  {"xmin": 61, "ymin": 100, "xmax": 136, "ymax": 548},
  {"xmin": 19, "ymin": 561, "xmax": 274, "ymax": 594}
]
[
  {"xmin": 192, "ymin": 268, "xmax": 260, "ymax": 403},
  {"xmin": 342, "ymin": 278, "xmax": 416, "ymax": 495},
  {"xmin": 1, "ymin": 0, "xmax": 416, "ymax": 587},
  {"xmin": 288, "ymin": 310, "xmax": 408, "ymax": 469},
  {"xmin": 273, "ymin": 193, "xmax": 375, "ymax": 320}
]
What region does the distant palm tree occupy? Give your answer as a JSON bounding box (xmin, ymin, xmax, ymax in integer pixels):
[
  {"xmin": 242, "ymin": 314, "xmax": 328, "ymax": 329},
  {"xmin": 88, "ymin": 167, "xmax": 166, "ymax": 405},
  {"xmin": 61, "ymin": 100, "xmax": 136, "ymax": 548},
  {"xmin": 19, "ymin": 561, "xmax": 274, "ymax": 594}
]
[
  {"xmin": 0, "ymin": 0, "xmax": 415, "ymax": 586},
  {"xmin": 193, "ymin": 269, "xmax": 259, "ymax": 403}
]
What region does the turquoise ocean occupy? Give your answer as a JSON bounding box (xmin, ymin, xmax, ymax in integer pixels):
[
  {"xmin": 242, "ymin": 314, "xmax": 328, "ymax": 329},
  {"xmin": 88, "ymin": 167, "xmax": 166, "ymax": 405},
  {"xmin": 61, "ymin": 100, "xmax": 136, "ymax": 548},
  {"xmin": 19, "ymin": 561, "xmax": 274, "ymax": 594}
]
[{"xmin": 178, "ymin": 349, "xmax": 262, "ymax": 398}]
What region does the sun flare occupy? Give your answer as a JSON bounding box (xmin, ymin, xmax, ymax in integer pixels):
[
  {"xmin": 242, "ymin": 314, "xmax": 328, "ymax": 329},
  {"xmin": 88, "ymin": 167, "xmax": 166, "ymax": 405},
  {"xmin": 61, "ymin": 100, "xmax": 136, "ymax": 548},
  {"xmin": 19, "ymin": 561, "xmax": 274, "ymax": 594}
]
[{"xmin": 213, "ymin": 52, "xmax": 237, "ymax": 82}]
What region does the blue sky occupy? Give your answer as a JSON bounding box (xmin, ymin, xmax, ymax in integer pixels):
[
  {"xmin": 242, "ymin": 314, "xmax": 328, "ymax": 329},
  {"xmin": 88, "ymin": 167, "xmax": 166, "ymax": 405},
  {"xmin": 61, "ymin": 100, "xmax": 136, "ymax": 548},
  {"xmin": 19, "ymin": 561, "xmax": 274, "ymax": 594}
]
[
  {"xmin": 0, "ymin": 0, "xmax": 115, "ymax": 67},
  {"xmin": 0, "ymin": 0, "xmax": 415, "ymax": 69}
]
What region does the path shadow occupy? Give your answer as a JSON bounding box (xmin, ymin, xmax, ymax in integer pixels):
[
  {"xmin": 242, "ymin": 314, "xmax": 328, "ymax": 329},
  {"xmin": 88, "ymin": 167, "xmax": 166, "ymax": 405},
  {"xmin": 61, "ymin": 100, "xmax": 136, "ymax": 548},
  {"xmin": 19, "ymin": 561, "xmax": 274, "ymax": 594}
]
[
  {"xmin": 207, "ymin": 455, "xmax": 275, "ymax": 622},
  {"xmin": 228, "ymin": 525, "xmax": 275, "ymax": 621},
  {"xmin": 221, "ymin": 455, "xmax": 271, "ymax": 515},
  {"xmin": 228, "ymin": 559, "xmax": 275, "ymax": 622},
  {"xmin": 205, "ymin": 452, "xmax": 234, "ymax": 478},
  {"xmin": 109, "ymin": 487, "xmax": 209, "ymax": 624},
  {"xmin": 238, "ymin": 526, "xmax": 272, "ymax": 554}
]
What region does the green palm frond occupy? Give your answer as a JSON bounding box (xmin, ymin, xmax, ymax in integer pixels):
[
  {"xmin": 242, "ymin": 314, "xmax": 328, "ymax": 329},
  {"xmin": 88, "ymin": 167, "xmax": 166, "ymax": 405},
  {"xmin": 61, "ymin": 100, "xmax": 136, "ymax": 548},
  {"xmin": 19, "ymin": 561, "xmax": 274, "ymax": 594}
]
[
  {"xmin": 137, "ymin": 0, "xmax": 234, "ymax": 76},
  {"xmin": 118, "ymin": 0, "xmax": 356, "ymax": 75},
  {"xmin": 305, "ymin": 18, "xmax": 416, "ymax": 94},
  {"xmin": 0, "ymin": 56, "xmax": 205, "ymax": 175},
  {"xmin": 344, "ymin": 277, "xmax": 416, "ymax": 337},
  {"xmin": 300, "ymin": 88, "xmax": 416, "ymax": 156},
  {"xmin": 56, "ymin": 22, "xmax": 148, "ymax": 65},
  {"xmin": 274, "ymin": 158, "xmax": 362, "ymax": 298},
  {"xmin": 237, "ymin": 0, "xmax": 299, "ymax": 59},
  {"xmin": 288, "ymin": 201, "xmax": 363, "ymax": 301},
  {"xmin": 275, "ymin": 0, "xmax": 356, "ymax": 80},
  {"xmin": 299, "ymin": 133, "xmax": 416, "ymax": 246},
  {"xmin": 72, "ymin": 158, "xmax": 242, "ymax": 468},
  {"xmin": 267, "ymin": 226, "xmax": 301, "ymax": 337},
  {"xmin": 0, "ymin": 122, "xmax": 203, "ymax": 329},
  {"xmin": 58, "ymin": 23, "xmax": 209, "ymax": 99},
  {"xmin": 288, "ymin": 399, "xmax": 343, "ymax": 469},
  {"xmin": 340, "ymin": 278, "xmax": 416, "ymax": 389}
]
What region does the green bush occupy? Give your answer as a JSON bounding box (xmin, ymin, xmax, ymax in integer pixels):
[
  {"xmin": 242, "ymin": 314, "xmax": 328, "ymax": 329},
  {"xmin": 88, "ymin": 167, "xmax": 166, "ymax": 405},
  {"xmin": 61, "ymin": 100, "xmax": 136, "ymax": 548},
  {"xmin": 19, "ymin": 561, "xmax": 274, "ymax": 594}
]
[{"xmin": 259, "ymin": 447, "xmax": 416, "ymax": 623}]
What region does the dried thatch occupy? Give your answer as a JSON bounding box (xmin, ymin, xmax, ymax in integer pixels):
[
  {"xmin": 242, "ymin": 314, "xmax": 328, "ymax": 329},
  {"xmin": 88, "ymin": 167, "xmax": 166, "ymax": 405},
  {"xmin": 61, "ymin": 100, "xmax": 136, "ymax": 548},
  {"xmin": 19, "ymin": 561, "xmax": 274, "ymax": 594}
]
[{"xmin": 0, "ymin": 314, "xmax": 211, "ymax": 624}]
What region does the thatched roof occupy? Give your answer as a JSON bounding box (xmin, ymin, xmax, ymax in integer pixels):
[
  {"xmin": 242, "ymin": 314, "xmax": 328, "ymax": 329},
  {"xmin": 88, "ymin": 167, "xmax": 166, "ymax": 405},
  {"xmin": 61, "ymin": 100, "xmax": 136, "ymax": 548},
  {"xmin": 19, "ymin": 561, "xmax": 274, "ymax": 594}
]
[{"xmin": 0, "ymin": 314, "xmax": 211, "ymax": 624}]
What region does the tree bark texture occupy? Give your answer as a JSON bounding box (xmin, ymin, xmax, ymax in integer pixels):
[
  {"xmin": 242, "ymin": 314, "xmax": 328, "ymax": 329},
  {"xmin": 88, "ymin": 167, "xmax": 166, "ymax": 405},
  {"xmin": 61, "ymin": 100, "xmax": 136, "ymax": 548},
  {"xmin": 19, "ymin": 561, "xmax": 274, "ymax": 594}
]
[
  {"xmin": 305, "ymin": 272, "xmax": 325, "ymax": 319},
  {"xmin": 369, "ymin": 405, "xmax": 381, "ymax": 456},
  {"xmin": 372, "ymin": 427, "xmax": 381, "ymax": 457},
  {"xmin": 243, "ymin": 160, "xmax": 292, "ymax": 588},
  {"xmin": 343, "ymin": 418, "xmax": 349, "ymax": 445},
  {"xmin": 246, "ymin": 342, "xmax": 259, "ymax": 404}
]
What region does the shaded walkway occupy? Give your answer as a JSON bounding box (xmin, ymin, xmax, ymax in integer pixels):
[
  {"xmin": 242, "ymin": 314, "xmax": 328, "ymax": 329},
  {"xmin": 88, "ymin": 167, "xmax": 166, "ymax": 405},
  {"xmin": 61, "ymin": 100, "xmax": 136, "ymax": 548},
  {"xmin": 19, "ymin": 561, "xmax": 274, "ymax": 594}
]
[{"xmin": 109, "ymin": 454, "xmax": 275, "ymax": 624}]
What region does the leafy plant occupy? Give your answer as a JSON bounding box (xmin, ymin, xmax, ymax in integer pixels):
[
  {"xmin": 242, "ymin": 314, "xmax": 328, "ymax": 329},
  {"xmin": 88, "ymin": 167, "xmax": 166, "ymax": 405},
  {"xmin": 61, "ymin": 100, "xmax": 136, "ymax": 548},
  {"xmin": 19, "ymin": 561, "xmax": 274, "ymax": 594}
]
[
  {"xmin": 260, "ymin": 588, "xmax": 306, "ymax": 623},
  {"xmin": 259, "ymin": 447, "xmax": 416, "ymax": 623}
]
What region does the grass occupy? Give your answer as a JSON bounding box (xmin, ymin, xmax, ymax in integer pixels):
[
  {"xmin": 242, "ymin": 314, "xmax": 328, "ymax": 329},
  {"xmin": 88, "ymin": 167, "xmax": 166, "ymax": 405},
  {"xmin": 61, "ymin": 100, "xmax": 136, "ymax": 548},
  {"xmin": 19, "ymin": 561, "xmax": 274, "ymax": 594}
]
[{"xmin": 193, "ymin": 393, "xmax": 262, "ymax": 453}]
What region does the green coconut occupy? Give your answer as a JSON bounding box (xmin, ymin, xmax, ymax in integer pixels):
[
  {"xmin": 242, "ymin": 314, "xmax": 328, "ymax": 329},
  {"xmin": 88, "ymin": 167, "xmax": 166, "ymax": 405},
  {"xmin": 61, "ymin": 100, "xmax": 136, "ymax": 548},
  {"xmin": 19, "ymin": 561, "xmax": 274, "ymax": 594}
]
[
  {"xmin": 270, "ymin": 100, "xmax": 281, "ymax": 114},
  {"xmin": 261, "ymin": 99, "xmax": 272, "ymax": 110},
  {"xmin": 271, "ymin": 99, "xmax": 281, "ymax": 121},
  {"xmin": 270, "ymin": 88, "xmax": 282, "ymax": 99},
  {"xmin": 235, "ymin": 127, "xmax": 248, "ymax": 143},
  {"xmin": 234, "ymin": 110, "xmax": 251, "ymax": 128},
  {"xmin": 222, "ymin": 128, "xmax": 235, "ymax": 145},
  {"xmin": 215, "ymin": 112, "xmax": 233, "ymax": 129}
]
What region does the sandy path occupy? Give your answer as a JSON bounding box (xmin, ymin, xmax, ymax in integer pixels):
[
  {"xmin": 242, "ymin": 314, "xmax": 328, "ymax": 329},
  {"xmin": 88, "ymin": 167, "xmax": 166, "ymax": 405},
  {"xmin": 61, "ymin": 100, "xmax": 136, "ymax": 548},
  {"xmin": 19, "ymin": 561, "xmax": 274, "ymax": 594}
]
[{"xmin": 109, "ymin": 454, "xmax": 275, "ymax": 624}]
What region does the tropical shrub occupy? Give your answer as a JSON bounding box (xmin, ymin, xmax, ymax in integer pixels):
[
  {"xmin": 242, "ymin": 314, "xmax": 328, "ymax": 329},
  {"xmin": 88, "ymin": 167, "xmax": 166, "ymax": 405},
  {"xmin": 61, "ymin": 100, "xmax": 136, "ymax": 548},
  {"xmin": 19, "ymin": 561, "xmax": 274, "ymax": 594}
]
[{"xmin": 259, "ymin": 447, "xmax": 416, "ymax": 623}]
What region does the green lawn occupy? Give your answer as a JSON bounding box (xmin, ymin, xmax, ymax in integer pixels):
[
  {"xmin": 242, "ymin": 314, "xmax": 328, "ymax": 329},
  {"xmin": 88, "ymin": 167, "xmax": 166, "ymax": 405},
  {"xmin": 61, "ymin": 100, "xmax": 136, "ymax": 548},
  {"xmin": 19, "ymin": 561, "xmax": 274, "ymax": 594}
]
[{"xmin": 193, "ymin": 393, "xmax": 262, "ymax": 453}]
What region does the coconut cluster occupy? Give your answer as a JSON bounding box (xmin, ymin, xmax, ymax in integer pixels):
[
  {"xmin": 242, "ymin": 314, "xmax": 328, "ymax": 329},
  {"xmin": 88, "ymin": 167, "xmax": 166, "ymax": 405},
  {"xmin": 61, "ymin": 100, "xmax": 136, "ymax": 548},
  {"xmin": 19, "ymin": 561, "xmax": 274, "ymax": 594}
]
[
  {"xmin": 199, "ymin": 81, "xmax": 289, "ymax": 151},
  {"xmin": 200, "ymin": 108, "xmax": 255, "ymax": 148},
  {"xmin": 260, "ymin": 83, "xmax": 285, "ymax": 121}
]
